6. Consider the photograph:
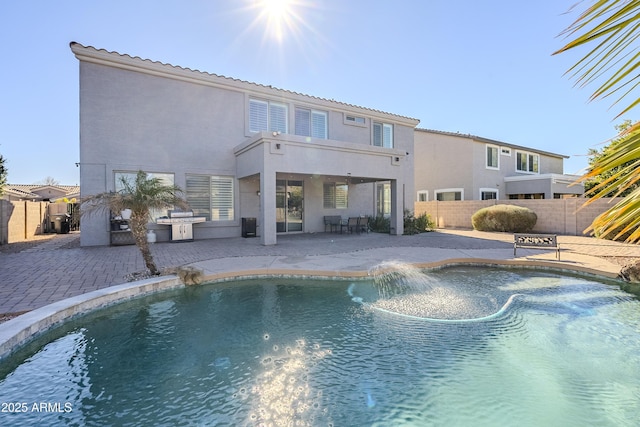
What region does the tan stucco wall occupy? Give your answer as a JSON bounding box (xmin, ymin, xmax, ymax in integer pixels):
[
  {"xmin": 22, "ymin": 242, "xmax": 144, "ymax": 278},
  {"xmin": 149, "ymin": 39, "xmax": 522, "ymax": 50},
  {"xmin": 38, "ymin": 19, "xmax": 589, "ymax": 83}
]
[{"xmin": 414, "ymin": 131, "xmax": 474, "ymax": 200}]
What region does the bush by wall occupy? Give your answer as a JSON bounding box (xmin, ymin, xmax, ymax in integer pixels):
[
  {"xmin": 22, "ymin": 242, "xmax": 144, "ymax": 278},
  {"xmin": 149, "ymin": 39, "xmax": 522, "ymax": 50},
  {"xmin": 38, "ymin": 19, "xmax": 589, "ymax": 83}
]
[
  {"xmin": 367, "ymin": 212, "xmax": 434, "ymax": 234},
  {"xmin": 471, "ymin": 204, "xmax": 537, "ymax": 233},
  {"xmin": 404, "ymin": 209, "xmax": 435, "ymax": 235}
]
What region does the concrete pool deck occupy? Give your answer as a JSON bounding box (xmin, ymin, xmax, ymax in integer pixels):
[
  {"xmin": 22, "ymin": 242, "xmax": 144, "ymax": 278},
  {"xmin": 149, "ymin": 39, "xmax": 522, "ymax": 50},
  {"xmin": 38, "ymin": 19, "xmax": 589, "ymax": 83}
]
[{"xmin": 1, "ymin": 229, "xmax": 640, "ymax": 358}]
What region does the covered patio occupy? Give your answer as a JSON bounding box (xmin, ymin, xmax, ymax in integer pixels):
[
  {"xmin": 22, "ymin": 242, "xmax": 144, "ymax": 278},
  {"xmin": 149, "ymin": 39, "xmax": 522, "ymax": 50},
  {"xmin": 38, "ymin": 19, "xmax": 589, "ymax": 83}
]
[{"xmin": 234, "ymin": 132, "xmax": 412, "ymax": 245}]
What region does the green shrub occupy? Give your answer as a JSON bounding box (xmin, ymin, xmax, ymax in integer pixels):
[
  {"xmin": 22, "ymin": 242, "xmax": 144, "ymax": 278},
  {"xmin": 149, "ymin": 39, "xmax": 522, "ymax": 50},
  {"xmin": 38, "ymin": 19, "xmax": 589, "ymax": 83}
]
[
  {"xmin": 471, "ymin": 204, "xmax": 537, "ymax": 233},
  {"xmin": 404, "ymin": 209, "xmax": 435, "ymax": 235},
  {"xmin": 415, "ymin": 212, "xmax": 435, "ymax": 232},
  {"xmin": 368, "ymin": 215, "xmax": 390, "ymax": 233}
]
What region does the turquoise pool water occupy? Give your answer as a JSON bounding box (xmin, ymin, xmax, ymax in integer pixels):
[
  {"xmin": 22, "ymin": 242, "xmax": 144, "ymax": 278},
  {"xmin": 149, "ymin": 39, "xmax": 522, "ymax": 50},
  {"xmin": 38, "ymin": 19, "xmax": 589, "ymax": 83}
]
[{"xmin": 0, "ymin": 267, "xmax": 639, "ymax": 426}]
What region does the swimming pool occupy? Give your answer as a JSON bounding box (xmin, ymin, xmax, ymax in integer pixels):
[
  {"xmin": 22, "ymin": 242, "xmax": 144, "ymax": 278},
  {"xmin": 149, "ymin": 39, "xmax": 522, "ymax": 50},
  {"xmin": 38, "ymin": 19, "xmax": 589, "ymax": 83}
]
[{"xmin": 1, "ymin": 266, "xmax": 639, "ymax": 426}]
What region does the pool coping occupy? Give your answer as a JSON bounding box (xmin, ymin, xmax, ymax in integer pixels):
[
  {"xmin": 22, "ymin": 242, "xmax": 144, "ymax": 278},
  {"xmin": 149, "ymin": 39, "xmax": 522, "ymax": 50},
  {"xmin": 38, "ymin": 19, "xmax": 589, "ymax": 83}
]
[{"xmin": 0, "ymin": 257, "xmax": 623, "ymax": 361}]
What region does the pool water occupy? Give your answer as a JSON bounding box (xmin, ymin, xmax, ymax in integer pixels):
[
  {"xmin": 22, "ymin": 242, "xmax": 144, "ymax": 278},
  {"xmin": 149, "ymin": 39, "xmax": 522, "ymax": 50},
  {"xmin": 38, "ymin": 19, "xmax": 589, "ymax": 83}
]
[{"xmin": 1, "ymin": 267, "xmax": 639, "ymax": 426}]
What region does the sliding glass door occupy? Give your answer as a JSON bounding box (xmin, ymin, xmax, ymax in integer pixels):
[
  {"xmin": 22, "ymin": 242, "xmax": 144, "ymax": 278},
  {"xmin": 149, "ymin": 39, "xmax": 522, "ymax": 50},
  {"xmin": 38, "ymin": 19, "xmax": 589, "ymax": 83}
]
[{"xmin": 276, "ymin": 180, "xmax": 303, "ymax": 233}]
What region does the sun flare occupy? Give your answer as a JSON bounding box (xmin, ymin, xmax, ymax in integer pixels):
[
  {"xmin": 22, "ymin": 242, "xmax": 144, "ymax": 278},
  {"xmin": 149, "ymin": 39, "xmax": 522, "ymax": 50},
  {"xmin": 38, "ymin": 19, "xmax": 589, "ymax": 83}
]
[
  {"xmin": 257, "ymin": 0, "xmax": 295, "ymax": 41},
  {"xmin": 239, "ymin": 0, "xmax": 326, "ymax": 62},
  {"xmin": 262, "ymin": 0, "xmax": 290, "ymax": 18}
]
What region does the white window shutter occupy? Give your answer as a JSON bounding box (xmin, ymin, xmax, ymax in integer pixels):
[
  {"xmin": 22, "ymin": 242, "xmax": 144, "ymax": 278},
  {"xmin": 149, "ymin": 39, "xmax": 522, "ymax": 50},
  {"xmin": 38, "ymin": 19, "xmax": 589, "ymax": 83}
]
[
  {"xmin": 269, "ymin": 103, "xmax": 287, "ymax": 133},
  {"xmin": 249, "ymin": 100, "xmax": 268, "ymax": 132},
  {"xmin": 295, "ymin": 108, "xmax": 310, "ymax": 136},
  {"xmin": 373, "ymin": 123, "xmax": 382, "ymax": 147},
  {"xmin": 312, "ymin": 111, "xmax": 327, "ymax": 139},
  {"xmin": 211, "ymin": 176, "xmax": 234, "ymax": 221},
  {"xmin": 383, "ymin": 124, "xmax": 393, "ymax": 148}
]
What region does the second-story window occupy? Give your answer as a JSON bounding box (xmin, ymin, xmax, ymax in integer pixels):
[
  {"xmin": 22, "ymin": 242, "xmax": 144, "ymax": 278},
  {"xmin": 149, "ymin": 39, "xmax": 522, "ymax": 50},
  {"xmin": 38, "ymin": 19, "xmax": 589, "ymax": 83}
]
[
  {"xmin": 516, "ymin": 151, "xmax": 539, "ymax": 173},
  {"xmin": 249, "ymin": 99, "xmax": 288, "ymax": 134},
  {"xmin": 345, "ymin": 114, "xmax": 366, "ymax": 125},
  {"xmin": 486, "ymin": 144, "xmax": 499, "ymax": 169},
  {"xmin": 295, "ymin": 107, "xmax": 327, "ymax": 139},
  {"xmin": 373, "ymin": 122, "xmax": 393, "ymax": 148}
]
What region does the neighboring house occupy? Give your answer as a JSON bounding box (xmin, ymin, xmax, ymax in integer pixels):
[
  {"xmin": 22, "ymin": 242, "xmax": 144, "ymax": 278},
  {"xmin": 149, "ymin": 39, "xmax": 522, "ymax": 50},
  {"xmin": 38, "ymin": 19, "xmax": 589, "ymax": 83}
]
[
  {"xmin": 2, "ymin": 184, "xmax": 80, "ymax": 202},
  {"xmin": 71, "ymin": 43, "xmax": 419, "ymax": 246},
  {"xmin": 413, "ymin": 129, "xmax": 584, "ymax": 202}
]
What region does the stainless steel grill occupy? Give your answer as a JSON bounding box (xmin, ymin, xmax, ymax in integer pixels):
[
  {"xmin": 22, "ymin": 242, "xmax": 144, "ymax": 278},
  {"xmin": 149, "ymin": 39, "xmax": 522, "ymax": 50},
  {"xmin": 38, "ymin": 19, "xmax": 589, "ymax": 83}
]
[{"xmin": 156, "ymin": 211, "xmax": 205, "ymax": 241}]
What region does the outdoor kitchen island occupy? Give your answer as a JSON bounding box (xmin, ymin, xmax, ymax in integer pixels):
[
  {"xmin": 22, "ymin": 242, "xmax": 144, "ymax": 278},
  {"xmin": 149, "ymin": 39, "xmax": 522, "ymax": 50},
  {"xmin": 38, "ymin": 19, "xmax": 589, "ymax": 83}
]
[{"xmin": 156, "ymin": 211, "xmax": 206, "ymax": 242}]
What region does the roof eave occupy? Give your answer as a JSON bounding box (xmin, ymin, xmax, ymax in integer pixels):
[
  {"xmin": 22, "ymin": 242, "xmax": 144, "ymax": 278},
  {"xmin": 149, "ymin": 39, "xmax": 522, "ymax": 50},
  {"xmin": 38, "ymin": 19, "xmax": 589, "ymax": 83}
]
[
  {"xmin": 70, "ymin": 42, "xmax": 420, "ymax": 127},
  {"xmin": 415, "ymin": 128, "xmax": 569, "ymax": 159}
]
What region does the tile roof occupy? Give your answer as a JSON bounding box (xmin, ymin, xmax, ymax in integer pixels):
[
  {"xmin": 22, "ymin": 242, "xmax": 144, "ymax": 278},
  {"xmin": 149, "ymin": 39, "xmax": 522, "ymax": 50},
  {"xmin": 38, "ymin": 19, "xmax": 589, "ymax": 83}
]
[{"xmin": 5, "ymin": 184, "xmax": 80, "ymax": 200}]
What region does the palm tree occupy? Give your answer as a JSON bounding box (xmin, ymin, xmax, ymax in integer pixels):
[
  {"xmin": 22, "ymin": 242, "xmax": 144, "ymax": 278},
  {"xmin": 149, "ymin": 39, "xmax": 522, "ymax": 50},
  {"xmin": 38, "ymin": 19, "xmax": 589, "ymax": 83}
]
[
  {"xmin": 554, "ymin": 0, "xmax": 640, "ymax": 243},
  {"xmin": 0, "ymin": 154, "xmax": 7, "ymax": 196},
  {"xmin": 82, "ymin": 171, "xmax": 189, "ymax": 275}
]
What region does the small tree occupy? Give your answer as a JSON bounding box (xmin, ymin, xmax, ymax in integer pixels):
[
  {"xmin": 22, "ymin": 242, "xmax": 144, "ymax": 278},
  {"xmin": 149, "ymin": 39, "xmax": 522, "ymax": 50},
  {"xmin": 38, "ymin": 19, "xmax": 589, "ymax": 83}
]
[
  {"xmin": 82, "ymin": 171, "xmax": 189, "ymax": 275},
  {"xmin": 584, "ymin": 120, "xmax": 639, "ymax": 197},
  {"xmin": 40, "ymin": 176, "xmax": 60, "ymax": 186}
]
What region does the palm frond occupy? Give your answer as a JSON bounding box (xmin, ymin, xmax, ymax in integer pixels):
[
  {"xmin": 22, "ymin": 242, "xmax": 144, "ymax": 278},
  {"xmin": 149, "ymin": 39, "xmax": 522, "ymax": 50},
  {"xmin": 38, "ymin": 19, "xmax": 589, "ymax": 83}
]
[
  {"xmin": 586, "ymin": 186, "xmax": 640, "ymax": 241},
  {"xmin": 554, "ymin": 0, "xmax": 640, "ymax": 118}
]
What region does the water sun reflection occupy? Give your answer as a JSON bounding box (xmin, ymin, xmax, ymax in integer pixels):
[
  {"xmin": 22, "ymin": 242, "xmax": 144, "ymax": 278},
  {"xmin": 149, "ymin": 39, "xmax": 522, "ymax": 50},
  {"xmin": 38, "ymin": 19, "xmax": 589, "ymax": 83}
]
[{"xmin": 248, "ymin": 338, "xmax": 331, "ymax": 425}]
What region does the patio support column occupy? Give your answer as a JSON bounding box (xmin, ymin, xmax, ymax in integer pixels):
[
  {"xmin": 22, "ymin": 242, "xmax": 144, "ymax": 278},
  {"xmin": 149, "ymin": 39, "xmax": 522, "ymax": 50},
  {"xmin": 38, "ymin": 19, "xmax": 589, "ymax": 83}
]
[
  {"xmin": 389, "ymin": 179, "xmax": 403, "ymax": 235},
  {"xmin": 260, "ymin": 169, "xmax": 277, "ymax": 245}
]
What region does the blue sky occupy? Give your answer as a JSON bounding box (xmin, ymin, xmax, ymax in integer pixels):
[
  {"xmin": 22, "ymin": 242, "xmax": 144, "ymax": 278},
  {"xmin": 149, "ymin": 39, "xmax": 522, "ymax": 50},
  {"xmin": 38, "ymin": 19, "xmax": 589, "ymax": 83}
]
[{"xmin": 0, "ymin": 0, "xmax": 625, "ymax": 185}]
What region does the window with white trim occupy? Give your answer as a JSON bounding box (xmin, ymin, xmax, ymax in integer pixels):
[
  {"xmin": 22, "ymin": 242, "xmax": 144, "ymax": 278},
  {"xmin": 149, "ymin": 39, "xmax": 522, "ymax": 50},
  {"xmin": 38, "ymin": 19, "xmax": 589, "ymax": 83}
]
[
  {"xmin": 501, "ymin": 147, "xmax": 511, "ymax": 156},
  {"xmin": 114, "ymin": 171, "xmax": 175, "ymax": 221},
  {"xmin": 417, "ymin": 190, "xmax": 428, "ymax": 202},
  {"xmin": 373, "ymin": 122, "xmax": 393, "ymax": 148},
  {"xmin": 186, "ymin": 174, "xmax": 234, "ymax": 221},
  {"xmin": 323, "ymin": 182, "xmax": 348, "ymax": 209},
  {"xmin": 295, "ymin": 107, "xmax": 327, "ymax": 139},
  {"xmin": 344, "ymin": 114, "xmax": 366, "ymax": 126},
  {"xmin": 435, "ymin": 189, "xmax": 463, "ymax": 201},
  {"xmin": 486, "ymin": 144, "xmax": 499, "ymax": 169},
  {"xmin": 249, "ymin": 98, "xmax": 288, "ymax": 134},
  {"xmin": 516, "ymin": 151, "xmax": 539, "ymax": 173},
  {"xmin": 480, "ymin": 188, "xmax": 498, "ymax": 200}
]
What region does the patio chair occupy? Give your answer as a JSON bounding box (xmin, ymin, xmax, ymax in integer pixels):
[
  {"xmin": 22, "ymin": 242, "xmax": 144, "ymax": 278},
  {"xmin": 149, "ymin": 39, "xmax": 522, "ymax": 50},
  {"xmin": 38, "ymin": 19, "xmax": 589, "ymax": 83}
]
[
  {"xmin": 342, "ymin": 217, "xmax": 360, "ymax": 234},
  {"xmin": 358, "ymin": 216, "xmax": 369, "ymax": 234},
  {"xmin": 324, "ymin": 215, "xmax": 342, "ymax": 233}
]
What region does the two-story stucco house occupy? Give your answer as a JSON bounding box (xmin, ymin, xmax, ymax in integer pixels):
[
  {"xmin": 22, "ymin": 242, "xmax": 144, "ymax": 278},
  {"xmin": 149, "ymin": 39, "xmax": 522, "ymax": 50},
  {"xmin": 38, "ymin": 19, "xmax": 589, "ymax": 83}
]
[
  {"xmin": 413, "ymin": 129, "xmax": 583, "ymax": 202},
  {"xmin": 71, "ymin": 43, "xmax": 419, "ymax": 246}
]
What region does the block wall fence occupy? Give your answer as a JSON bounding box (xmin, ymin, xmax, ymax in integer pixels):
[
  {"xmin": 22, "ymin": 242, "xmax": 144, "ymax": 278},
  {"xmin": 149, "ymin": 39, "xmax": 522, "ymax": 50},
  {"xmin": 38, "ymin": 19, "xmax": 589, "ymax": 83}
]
[
  {"xmin": 0, "ymin": 200, "xmax": 48, "ymax": 244},
  {"xmin": 414, "ymin": 198, "xmax": 623, "ymax": 236}
]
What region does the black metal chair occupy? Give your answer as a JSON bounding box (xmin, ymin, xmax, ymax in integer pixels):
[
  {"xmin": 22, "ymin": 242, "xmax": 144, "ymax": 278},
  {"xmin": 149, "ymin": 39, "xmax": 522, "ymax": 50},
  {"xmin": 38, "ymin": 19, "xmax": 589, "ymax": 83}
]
[{"xmin": 324, "ymin": 215, "xmax": 342, "ymax": 233}]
